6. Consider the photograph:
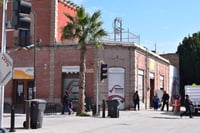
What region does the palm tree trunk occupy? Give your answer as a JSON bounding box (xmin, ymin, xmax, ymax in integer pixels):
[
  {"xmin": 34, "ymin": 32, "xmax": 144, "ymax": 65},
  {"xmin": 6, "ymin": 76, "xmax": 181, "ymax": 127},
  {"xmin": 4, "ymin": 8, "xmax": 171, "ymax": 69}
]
[{"xmin": 77, "ymin": 46, "xmax": 86, "ymax": 115}]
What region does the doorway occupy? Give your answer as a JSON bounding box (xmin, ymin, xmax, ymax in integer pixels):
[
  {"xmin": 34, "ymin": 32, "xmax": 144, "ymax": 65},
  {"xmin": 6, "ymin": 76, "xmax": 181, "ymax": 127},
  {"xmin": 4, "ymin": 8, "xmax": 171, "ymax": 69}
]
[
  {"xmin": 13, "ymin": 80, "xmax": 34, "ymax": 108},
  {"xmin": 149, "ymin": 79, "xmax": 155, "ymax": 107}
]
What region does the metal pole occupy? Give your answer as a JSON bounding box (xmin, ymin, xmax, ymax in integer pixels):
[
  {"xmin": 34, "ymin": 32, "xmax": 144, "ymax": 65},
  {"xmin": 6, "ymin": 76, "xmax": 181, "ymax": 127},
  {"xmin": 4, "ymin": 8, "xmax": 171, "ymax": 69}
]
[
  {"xmin": 0, "ymin": 0, "xmax": 8, "ymax": 128},
  {"xmin": 96, "ymin": 61, "xmax": 99, "ymax": 115},
  {"xmin": 33, "ymin": 10, "xmax": 36, "ymax": 99},
  {"xmin": 120, "ymin": 19, "xmax": 122, "ymax": 42},
  {"xmin": 102, "ymin": 99, "xmax": 105, "ymax": 118},
  {"xmin": 145, "ymin": 47, "xmax": 149, "ymax": 109},
  {"xmin": 1, "ymin": 0, "xmax": 7, "ymax": 53},
  {"xmin": 9, "ymin": 106, "xmax": 15, "ymax": 132},
  {"xmin": 33, "ymin": 41, "xmax": 36, "ymax": 99},
  {"xmin": 0, "ymin": 86, "xmax": 5, "ymax": 128}
]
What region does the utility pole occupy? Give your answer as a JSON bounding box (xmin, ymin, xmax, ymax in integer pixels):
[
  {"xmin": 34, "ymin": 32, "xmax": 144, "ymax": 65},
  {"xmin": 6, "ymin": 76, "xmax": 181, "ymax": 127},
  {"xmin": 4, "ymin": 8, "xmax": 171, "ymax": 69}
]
[
  {"xmin": 0, "ymin": 0, "xmax": 8, "ymax": 128},
  {"xmin": 0, "ymin": 0, "xmax": 14, "ymax": 128},
  {"xmin": 96, "ymin": 61, "xmax": 99, "ymax": 116},
  {"xmin": 145, "ymin": 47, "xmax": 149, "ymax": 109}
]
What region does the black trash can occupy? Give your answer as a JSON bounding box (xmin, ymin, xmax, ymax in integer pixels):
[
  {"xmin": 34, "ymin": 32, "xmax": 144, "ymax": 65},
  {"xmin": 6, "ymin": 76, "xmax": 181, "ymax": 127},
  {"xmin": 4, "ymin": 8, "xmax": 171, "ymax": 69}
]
[
  {"xmin": 30, "ymin": 99, "xmax": 46, "ymax": 129},
  {"xmin": 106, "ymin": 99, "xmax": 119, "ymax": 118}
]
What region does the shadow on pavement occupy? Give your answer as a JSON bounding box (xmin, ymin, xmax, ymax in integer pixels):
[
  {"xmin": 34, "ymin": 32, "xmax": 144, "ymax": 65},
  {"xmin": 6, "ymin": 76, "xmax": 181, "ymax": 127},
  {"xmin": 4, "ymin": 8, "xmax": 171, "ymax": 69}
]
[
  {"xmin": 152, "ymin": 116, "xmax": 179, "ymax": 119},
  {"xmin": 153, "ymin": 109, "xmax": 200, "ymax": 119}
]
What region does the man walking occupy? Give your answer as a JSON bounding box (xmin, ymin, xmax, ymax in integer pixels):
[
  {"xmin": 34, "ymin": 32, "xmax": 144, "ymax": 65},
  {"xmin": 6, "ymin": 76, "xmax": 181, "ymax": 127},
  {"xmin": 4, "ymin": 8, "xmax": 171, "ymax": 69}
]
[
  {"xmin": 161, "ymin": 91, "xmax": 169, "ymax": 111},
  {"xmin": 133, "ymin": 91, "xmax": 140, "ymax": 111},
  {"xmin": 180, "ymin": 94, "xmax": 193, "ymax": 118},
  {"xmin": 62, "ymin": 91, "xmax": 71, "ymax": 115}
]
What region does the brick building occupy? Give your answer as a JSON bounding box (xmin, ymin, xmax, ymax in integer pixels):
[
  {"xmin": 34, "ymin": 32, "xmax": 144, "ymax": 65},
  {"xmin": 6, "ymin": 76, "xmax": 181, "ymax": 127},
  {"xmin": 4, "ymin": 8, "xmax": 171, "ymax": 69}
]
[
  {"xmin": 160, "ymin": 53, "xmax": 179, "ymax": 69},
  {"xmin": 0, "ymin": 0, "xmax": 171, "ymax": 111}
]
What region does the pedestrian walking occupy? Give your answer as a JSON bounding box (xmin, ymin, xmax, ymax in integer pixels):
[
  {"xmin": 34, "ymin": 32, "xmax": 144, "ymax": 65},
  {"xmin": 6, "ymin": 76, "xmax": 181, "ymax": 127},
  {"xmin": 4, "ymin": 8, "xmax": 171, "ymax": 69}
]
[
  {"xmin": 69, "ymin": 99, "xmax": 74, "ymax": 114},
  {"xmin": 62, "ymin": 91, "xmax": 71, "ymax": 115},
  {"xmin": 85, "ymin": 95, "xmax": 92, "ymax": 112},
  {"xmin": 161, "ymin": 91, "xmax": 169, "ymax": 111},
  {"xmin": 152, "ymin": 93, "xmax": 160, "ymax": 111},
  {"xmin": 180, "ymin": 94, "xmax": 193, "ymax": 118},
  {"xmin": 133, "ymin": 91, "xmax": 140, "ymax": 111}
]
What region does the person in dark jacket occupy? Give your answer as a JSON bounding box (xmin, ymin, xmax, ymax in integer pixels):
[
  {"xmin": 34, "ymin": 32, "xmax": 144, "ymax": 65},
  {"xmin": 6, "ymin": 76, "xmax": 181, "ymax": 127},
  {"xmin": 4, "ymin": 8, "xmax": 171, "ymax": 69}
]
[
  {"xmin": 133, "ymin": 91, "xmax": 140, "ymax": 111},
  {"xmin": 152, "ymin": 93, "xmax": 160, "ymax": 111},
  {"xmin": 62, "ymin": 91, "xmax": 71, "ymax": 115},
  {"xmin": 180, "ymin": 95, "xmax": 193, "ymax": 118},
  {"xmin": 161, "ymin": 91, "xmax": 169, "ymax": 111}
]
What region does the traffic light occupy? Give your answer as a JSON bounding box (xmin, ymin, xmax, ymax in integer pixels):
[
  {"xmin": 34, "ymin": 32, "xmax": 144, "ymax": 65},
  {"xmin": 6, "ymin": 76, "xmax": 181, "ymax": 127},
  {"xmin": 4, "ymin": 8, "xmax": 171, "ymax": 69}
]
[
  {"xmin": 100, "ymin": 63, "xmax": 108, "ymax": 81},
  {"xmin": 12, "ymin": 0, "xmax": 32, "ymax": 29}
]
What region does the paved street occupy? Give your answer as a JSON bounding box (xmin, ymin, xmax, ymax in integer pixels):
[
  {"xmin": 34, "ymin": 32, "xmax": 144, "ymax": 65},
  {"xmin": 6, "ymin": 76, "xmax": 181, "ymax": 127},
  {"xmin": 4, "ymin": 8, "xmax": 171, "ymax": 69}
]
[{"xmin": 2, "ymin": 108, "xmax": 200, "ymax": 133}]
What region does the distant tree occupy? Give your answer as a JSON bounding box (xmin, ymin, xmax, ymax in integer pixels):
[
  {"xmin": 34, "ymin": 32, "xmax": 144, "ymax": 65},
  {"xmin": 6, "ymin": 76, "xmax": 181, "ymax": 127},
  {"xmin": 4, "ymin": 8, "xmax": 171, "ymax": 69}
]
[
  {"xmin": 177, "ymin": 32, "xmax": 200, "ymax": 91},
  {"xmin": 61, "ymin": 6, "xmax": 107, "ymax": 115}
]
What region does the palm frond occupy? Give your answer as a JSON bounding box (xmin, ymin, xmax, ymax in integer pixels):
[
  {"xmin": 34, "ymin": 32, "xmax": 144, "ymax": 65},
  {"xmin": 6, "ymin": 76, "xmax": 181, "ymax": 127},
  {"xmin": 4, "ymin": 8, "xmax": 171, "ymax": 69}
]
[
  {"xmin": 63, "ymin": 12, "xmax": 75, "ymax": 23},
  {"xmin": 90, "ymin": 10, "xmax": 101, "ymax": 22}
]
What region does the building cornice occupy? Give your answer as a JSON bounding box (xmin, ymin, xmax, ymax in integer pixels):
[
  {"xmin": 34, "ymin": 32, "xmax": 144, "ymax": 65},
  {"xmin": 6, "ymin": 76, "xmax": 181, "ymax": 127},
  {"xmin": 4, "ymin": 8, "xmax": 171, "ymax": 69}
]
[{"xmin": 58, "ymin": 0, "xmax": 79, "ymax": 10}]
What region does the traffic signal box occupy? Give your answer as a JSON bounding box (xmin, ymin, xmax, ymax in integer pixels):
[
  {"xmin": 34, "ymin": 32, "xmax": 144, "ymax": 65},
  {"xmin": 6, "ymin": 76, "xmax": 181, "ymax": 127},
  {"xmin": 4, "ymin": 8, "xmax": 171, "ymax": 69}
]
[
  {"xmin": 11, "ymin": 0, "xmax": 32, "ymax": 47},
  {"xmin": 12, "ymin": 0, "xmax": 32, "ymax": 30},
  {"xmin": 100, "ymin": 63, "xmax": 108, "ymax": 81}
]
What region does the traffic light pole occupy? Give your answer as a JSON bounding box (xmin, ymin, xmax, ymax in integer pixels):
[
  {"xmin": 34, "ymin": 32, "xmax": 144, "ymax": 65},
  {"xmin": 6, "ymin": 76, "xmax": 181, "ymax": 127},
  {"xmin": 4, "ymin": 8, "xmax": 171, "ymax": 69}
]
[
  {"xmin": 96, "ymin": 61, "xmax": 99, "ymax": 115},
  {"xmin": 96, "ymin": 61, "xmax": 108, "ymax": 116},
  {"xmin": 0, "ymin": 0, "xmax": 8, "ymax": 128}
]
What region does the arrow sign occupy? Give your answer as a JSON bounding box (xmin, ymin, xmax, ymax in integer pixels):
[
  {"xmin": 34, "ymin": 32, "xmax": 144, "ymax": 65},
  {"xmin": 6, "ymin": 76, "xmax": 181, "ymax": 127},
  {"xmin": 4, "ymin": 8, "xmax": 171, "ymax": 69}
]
[{"xmin": 0, "ymin": 53, "xmax": 13, "ymax": 86}]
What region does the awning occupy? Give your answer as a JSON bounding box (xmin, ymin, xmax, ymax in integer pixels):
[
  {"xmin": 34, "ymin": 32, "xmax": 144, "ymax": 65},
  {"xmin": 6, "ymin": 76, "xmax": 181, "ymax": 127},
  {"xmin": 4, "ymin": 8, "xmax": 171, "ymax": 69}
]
[
  {"xmin": 62, "ymin": 66, "xmax": 80, "ymax": 74},
  {"xmin": 13, "ymin": 67, "xmax": 34, "ymax": 79}
]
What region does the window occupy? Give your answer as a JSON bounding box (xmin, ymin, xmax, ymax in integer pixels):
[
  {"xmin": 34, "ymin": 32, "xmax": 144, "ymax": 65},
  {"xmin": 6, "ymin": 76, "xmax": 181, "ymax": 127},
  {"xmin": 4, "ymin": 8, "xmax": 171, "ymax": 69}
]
[
  {"xmin": 160, "ymin": 76, "xmax": 164, "ymax": 90},
  {"xmin": 138, "ymin": 70, "xmax": 144, "ymax": 102}
]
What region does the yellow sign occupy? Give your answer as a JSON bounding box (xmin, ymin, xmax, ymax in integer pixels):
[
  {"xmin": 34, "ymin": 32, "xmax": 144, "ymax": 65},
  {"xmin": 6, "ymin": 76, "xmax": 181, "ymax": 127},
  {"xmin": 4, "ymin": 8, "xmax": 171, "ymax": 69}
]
[{"xmin": 149, "ymin": 59, "xmax": 155, "ymax": 71}]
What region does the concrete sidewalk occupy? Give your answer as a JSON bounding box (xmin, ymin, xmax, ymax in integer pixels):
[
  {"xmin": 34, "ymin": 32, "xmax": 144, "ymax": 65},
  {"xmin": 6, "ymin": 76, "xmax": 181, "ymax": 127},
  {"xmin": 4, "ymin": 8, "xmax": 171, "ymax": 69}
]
[{"xmin": 2, "ymin": 109, "xmax": 200, "ymax": 133}]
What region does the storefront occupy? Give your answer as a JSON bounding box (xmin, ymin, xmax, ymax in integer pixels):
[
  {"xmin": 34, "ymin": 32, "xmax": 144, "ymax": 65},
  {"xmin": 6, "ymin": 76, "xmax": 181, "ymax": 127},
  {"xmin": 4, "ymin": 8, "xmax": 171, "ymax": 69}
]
[
  {"xmin": 62, "ymin": 66, "xmax": 80, "ymax": 110},
  {"xmin": 13, "ymin": 67, "xmax": 35, "ymax": 108}
]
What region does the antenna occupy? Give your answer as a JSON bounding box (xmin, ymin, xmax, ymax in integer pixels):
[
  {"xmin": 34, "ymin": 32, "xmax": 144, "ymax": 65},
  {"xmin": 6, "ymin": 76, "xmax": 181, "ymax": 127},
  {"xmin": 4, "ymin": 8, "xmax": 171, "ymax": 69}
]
[{"xmin": 113, "ymin": 17, "xmax": 123, "ymax": 41}]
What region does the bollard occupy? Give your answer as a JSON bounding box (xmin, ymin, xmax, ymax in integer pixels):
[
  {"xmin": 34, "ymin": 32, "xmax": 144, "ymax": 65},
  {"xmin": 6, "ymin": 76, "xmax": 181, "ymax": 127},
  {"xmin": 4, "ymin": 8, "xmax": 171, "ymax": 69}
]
[
  {"xmin": 24, "ymin": 100, "xmax": 31, "ymax": 129},
  {"xmin": 102, "ymin": 99, "xmax": 105, "ymax": 118},
  {"xmin": 10, "ymin": 106, "xmax": 16, "ymax": 132}
]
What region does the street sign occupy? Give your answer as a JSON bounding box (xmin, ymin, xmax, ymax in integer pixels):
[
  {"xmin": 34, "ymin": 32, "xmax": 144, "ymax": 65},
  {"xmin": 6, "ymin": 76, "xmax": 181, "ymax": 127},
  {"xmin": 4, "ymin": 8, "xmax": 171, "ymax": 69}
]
[{"xmin": 0, "ymin": 53, "xmax": 13, "ymax": 85}]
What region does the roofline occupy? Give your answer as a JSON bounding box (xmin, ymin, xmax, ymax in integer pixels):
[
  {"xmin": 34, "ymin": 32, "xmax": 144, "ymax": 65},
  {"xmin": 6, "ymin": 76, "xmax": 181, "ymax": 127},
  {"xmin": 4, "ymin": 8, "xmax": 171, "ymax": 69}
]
[{"xmin": 101, "ymin": 41, "xmax": 170, "ymax": 64}]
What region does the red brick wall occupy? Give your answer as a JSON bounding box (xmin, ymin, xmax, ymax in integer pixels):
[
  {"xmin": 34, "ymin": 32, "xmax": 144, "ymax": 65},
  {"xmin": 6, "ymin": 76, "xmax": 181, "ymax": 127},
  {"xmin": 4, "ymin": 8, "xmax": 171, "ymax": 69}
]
[
  {"xmin": 35, "ymin": 48, "xmax": 50, "ymax": 98},
  {"xmin": 32, "ymin": 0, "xmax": 52, "ymax": 45},
  {"xmin": 161, "ymin": 53, "xmax": 179, "ymax": 69},
  {"xmin": 53, "ymin": 46, "xmax": 95, "ymax": 99},
  {"xmin": 57, "ymin": 2, "xmax": 76, "ymax": 42}
]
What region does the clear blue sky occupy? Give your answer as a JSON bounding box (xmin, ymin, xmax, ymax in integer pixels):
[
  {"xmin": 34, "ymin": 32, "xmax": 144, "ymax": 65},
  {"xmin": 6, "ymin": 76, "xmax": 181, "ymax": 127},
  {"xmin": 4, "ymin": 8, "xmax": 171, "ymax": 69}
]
[{"xmin": 71, "ymin": 0, "xmax": 200, "ymax": 54}]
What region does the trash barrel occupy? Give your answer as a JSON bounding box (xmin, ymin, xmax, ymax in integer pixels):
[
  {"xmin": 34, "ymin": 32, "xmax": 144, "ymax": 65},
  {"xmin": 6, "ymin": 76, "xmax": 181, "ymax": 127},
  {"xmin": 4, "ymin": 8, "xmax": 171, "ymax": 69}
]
[
  {"xmin": 30, "ymin": 99, "xmax": 46, "ymax": 129},
  {"xmin": 106, "ymin": 99, "xmax": 119, "ymax": 118}
]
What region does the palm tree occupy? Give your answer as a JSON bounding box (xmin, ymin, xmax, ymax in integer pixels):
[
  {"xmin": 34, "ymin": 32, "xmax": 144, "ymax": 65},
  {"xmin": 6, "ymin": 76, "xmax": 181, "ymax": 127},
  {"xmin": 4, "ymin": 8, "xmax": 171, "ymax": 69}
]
[{"xmin": 61, "ymin": 6, "xmax": 107, "ymax": 115}]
